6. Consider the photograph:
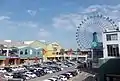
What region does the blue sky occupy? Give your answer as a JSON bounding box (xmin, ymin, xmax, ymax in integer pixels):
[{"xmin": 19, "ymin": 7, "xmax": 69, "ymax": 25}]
[{"xmin": 0, "ymin": 0, "xmax": 120, "ymax": 49}]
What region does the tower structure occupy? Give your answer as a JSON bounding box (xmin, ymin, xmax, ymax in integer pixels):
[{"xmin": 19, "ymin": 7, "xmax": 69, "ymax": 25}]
[{"xmin": 91, "ymin": 32, "xmax": 103, "ymax": 63}]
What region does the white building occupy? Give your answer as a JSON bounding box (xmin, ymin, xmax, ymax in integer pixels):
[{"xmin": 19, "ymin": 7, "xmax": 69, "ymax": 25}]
[{"xmin": 102, "ymin": 29, "xmax": 120, "ymax": 58}]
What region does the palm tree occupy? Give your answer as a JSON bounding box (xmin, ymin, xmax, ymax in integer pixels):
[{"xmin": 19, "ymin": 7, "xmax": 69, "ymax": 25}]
[
  {"xmin": 60, "ymin": 49, "xmax": 65, "ymax": 55},
  {"xmin": 76, "ymin": 48, "xmax": 81, "ymax": 60},
  {"xmin": 11, "ymin": 47, "xmax": 19, "ymax": 53},
  {"xmin": 10, "ymin": 47, "xmax": 19, "ymax": 57},
  {"xmin": 0, "ymin": 44, "xmax": 4, "ymax": 55},
  {"xmin": 60, "ymin": 49, "xmax": 65, "ymax": 60}
]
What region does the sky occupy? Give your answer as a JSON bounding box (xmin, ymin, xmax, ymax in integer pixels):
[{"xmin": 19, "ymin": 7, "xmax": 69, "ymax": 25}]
[{"xmin": 0, "ymin": 0, "xmax": 120, "ymax": 49}]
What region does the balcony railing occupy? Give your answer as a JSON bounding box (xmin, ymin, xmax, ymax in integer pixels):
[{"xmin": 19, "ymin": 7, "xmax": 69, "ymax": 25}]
[{"xmin": 8, "ymin": 53, "xmax": 19, "ymax": 57}]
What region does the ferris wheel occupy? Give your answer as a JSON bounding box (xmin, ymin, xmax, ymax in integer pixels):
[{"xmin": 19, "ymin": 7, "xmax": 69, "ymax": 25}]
[{"xmin": 76, "ymin": 13, "xmax": 119, "ymax": 49}]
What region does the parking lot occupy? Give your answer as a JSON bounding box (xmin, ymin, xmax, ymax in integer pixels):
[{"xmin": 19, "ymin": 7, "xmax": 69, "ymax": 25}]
[
  {"xmin": 0, "ymin": 60, "xmax": 82, "ymax": 81},
  {"xmin": 0, "ymin": 60, "xmax": 96, "ymax": 81},
  {"xmin": 30, "ymin": 66, "xmax": 76, "ymax": 81}
]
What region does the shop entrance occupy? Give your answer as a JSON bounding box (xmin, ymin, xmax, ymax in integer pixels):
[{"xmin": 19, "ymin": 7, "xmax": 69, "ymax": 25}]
[
  {"xmin": 0, "ymin": 60, "xmax": 4, "ymax": 66},
  {"xmin": 9, "ymin": 59, "xmax": 15, "ymax": 65},
  {"xmin": 5, "ymin": 58, "xmax": 20, "ymax": 66}
]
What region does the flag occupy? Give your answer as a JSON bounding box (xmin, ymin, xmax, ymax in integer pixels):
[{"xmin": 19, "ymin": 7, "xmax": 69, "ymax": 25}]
[{"xmin": 68, "ymin": 49, "xmax": 73, "ymax": 55}]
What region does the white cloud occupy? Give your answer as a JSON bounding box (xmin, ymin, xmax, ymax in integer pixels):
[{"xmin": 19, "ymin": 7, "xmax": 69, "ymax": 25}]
[
  {"xmin": 38, "ymin": 28, "xmax": 50, "ymax": 38},
  {"xmin": 52, "ymin": 4, "xmax": 120, "ymax": 31},
  {"xmin": 0, "ymin": 16, "xmax": 10, "ymax": 20},
  {"xmin": 52, "ymin": 13, "xmax": 85, "ymax": 31},
  {"xmin": 27, "ymin": 10, "xmax": 37, "ymax": 16}
]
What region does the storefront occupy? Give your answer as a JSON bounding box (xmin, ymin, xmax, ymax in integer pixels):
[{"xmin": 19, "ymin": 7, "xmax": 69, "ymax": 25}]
[{"xmin": 5, "ymin": 57, "xmax": 20, "ymax": 66}]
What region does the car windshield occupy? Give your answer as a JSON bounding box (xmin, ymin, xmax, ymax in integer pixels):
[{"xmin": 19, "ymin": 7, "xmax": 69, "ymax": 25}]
[
  {"xmin": 5, "ymin": 74, "xmax": 10, "ymax": 76},
  {"xmin": 27, "ymin": 72, "xmax": 33, "ymax": 74},
  {"xmin": 48, "ymin": 79, "xmax": 53, "ymax": 81}
]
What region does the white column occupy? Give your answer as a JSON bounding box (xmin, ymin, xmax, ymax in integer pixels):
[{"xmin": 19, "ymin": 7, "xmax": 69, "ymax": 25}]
[
  {"xmin": 118, "ymin": 32, "xmax": 120, "ymax": 56},
  {"xmin": 102, "ymin": 32, "xmax": 108, "ymax": 58},
  {"xmin": 6, "ymin": 49, "xmax": 9, "ymax": 57}
]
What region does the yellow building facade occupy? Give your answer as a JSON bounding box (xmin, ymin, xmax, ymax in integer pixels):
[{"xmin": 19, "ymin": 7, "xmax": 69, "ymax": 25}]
[{"xmin": 45, "ymin": 42, "xmax": 62, "ymax": 61}]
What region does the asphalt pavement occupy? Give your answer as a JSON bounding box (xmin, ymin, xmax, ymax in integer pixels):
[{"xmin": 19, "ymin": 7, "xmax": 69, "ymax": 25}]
[
  {"xmin": 70, "ymin": 72, "xmax": 94, "ymax": 81},
  {"xmin": 29, "ymin": 65, "xmax": 95, "ymax": 81}
]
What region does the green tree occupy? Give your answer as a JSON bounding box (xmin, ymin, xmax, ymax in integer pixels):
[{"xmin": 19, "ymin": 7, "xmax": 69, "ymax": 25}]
[
  {"xmin": 0, "ymin": 44, "xmax": 4, "ymax": 55},
  {"xmin": 60, "ymin": 49, "xmax": 65, "ymax": 55},
  {"xmin": 77, "ymin": 48, "xmax": 81, "ymax": 55},
  {"xmin": 10, "ymin": 47, "xmax": 19, "ymax": 54}
]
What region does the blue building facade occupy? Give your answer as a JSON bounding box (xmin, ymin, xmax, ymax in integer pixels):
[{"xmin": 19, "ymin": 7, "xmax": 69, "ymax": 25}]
[{"xmin": 17, "ymin": 46, "xmax": 43, "ymax": 64}]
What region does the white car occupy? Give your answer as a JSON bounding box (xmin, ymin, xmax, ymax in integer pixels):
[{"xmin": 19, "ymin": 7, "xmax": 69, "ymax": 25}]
[
  {"xmin": 23, "ymin": 74, "xmax": 31, "ymax": 80},
  {"xmin": 66, "ymin": 73, "xmax": 73, "ymax": 78},
  {"xmin": 60, "ymin": 64, "xmax": 68, "ymax": 68},
  {"xmin": 4, "ymin": 73, "xmax": 13, "ymax": 79},
  {"xmin": 35, "ymin": 68, "xmax": 43, "ymax": 70},
  {"xmin": 0, "ymin": 68, "xmax": 6, "ymax": 73},
  {"xmin": 11, "ymin": 67, "xmax": 18, "ymax": 72},
  {"xmin": 46, "ymin": 70, "xmax": 53, "ymax": 74},
  {"xmin": 18, "ymin": 67, "xmax": 26, "ymax": 71},
  {"xmin": 59, "ymin": 75, "xmax": 67, "ymax": 81},
  {"xmin": 43, "ymin": 78, "xmax": 57, "ymax": 81},
  {"xmin": 24, "ymin": 72, "xmax": 37, "ymax": 78},
  {"xmin": 43, "ymin": 79, "xmax": 51, "ymax": 81},
  {"xmin": 45, "ymin": 69, "xmax": 53, "ymax": 74}
]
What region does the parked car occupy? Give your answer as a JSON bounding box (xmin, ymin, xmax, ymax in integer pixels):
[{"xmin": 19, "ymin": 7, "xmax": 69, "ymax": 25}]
[
  {"xmin": 46, "ymin": 78, "xmax": 58, "ymax": 81},
  {"xmin": 58, "ymin": 75, "xmax": 67, "ymax": 81},
  {"xmin": 0, "ymin": 68, "xmax": 6, "ymax": 73},
  {"xmin": 4, "ymin": 73, "xmax": 13, "ymax": 79},
  {"xmin": 67, "ymin": 71, "xmax": 78, "ymax": 76},
  {"xmin": 13, "ymin": 72, "xmax": 30, "ymax": 81},
  {"xmin": 65, "ymin": 72, "xmax": 73, "ymax": 78},
  {"xmin": 4, "ymin": 67, "xmax": 13, "ymax": 72},
  {"xmin": 60, "ymin": 74, "xmax": 70, "ymax": 79},
  {"xmin": 24, "ymin": 72, "xmax": 37, "ymax": 78}
]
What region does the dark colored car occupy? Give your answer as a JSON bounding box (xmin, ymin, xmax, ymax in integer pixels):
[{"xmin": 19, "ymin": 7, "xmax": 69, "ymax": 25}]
[
  {"xmin": 33, "ymin": 71, "xmax": 41, "ymax": 77},
  {"xmin": 12, "ymin": 72, "xmax": 26, "ymax": 81},
  {"xmin": 67, "ymin": 70, "xmax": 78, "ymax": 76},
  {"xmin": 38, "ymin": 69, "xmax": 47, "ymax": 76},
  {"xmin": 4, "ymin": 67, "xmax": 13, "ymax": 72},
  {"xmin": 51, "ymin": 67, "xmax": 61, "ymax": 72}
]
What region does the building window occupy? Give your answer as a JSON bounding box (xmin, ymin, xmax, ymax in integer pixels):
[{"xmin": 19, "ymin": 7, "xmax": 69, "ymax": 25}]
[
  {"xmin": 20, "ymin": 51, "xmax": 23, "ymax": 55},
  {"xmin": 107, "ymin": 44, "xmax": 119, "ymax": 57},
  {"xmin": 56, "ymin": 52, "xmax": 58, "ymax": 55},
  {"xmin": 53, "ymin": 47, "xmax": 57, "ymax": 51},
  {"xmin": 37, "ymin": 52, "xmax": 39, "ymax": 55},
  {"xmin": 30, "ymin": 50, "xmax": 32, "ymax": 55},
  {"xmin": 52, "ymin": 52, "xmax": 55, "ymax": 54},
  {"xmin": 106, "ymin": 34, "xmax": 118, "ymax": 41},
  {"xmin": 25, "ymin": 49, "xmax": 28, "ymax": 55}
]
